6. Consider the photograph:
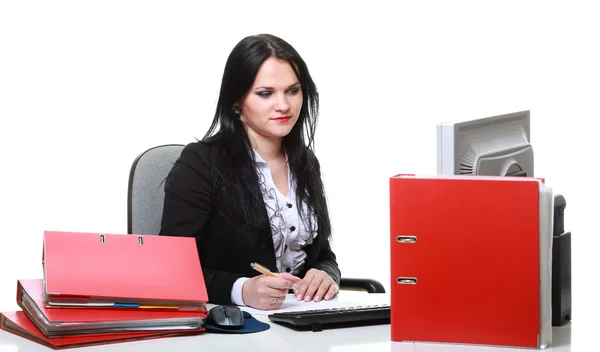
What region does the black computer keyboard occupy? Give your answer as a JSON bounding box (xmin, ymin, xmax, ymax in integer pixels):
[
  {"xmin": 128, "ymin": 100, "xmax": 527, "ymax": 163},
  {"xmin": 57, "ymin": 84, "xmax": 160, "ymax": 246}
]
[{"xmin": 267, "ymin": 304, "xmax": 390, "ymax": 332}]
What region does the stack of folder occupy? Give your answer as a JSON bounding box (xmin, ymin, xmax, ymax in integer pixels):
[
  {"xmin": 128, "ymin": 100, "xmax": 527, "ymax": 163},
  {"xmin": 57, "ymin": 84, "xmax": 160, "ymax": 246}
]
[{"xmin": 1, "ymin": 231, "xmax": 209, "ymax": 349}]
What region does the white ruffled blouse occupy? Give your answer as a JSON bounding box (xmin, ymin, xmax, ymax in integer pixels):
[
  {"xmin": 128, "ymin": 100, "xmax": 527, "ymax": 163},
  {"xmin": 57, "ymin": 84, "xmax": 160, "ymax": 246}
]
[{"xmin": 252, "ymin": 149, "xmax": 318, "ymax": 275}]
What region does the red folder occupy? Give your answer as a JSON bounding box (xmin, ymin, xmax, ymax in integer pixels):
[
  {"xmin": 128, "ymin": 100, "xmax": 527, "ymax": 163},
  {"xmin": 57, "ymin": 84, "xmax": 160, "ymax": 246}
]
[
  {"xmin": 17, "ymin": 279, "xmax": 206, "ymax": 337},
  {"xmin": 1, "ymin": 311, "xmax": 202, "ymax": 350},
  {"xmin": 42, "ymin": 231, "xmax": 208, "ymax": 310},
  {"xmin": 389, "ymin": 174, "xmax": 552, "ymax": 349}
]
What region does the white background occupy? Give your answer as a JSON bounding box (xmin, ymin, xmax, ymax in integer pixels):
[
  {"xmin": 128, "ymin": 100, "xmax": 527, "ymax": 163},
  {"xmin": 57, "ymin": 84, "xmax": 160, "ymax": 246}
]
[{"xmin": 1, "ymin": 0, "xmax": 598, "ymax": 348}]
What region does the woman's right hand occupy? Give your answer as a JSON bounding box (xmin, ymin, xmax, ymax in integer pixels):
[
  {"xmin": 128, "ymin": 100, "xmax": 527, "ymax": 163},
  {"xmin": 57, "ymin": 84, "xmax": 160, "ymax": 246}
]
[{"xmin": 241, "ymin": 273, "xmax": 299, "ymax": 310}]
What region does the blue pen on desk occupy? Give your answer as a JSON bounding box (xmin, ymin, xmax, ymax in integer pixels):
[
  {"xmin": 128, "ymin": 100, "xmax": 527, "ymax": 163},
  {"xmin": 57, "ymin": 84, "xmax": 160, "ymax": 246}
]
[
  {"xmin": 113, "ymin": 303, "xmax": 140, "ymax": 307},
  {"xmin": 113, "ymin": 303, "xmax": 179, "ymax": 309}
]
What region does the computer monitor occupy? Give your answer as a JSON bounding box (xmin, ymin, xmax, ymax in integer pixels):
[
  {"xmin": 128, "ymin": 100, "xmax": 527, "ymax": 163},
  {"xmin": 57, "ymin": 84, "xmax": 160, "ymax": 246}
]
[{"xmin": 436, "ymin": 110, "xmax": 533, "ymax": 176}]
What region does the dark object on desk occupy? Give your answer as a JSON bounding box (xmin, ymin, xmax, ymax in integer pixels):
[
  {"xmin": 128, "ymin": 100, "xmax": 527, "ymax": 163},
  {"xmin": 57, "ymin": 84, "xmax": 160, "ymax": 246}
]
[
  {"xmin": 267, "ymin": 304, "xmax": 390, "ymax": 332},
  {"xmin": 552, "ymin": 194, "xmax": 571, "ymax": 326},
  {"xmin": 339, "ymin": 278, "xmax": 386, "ymax": 293},
  {"xmin": 206, "ymin": 305, "xmax": 244, "ymax": 329},
  {"xmin": 204, "ymin": 309, "xmax": 270, "ymax": 334},
  {"xmin": 126, "ymin": 144, "xmax": 387, "ymax": 294}
]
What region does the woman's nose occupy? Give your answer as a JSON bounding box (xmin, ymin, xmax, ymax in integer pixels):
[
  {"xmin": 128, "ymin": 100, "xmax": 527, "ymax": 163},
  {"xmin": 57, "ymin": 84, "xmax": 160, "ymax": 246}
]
[{"xmin": 274, "ymin": 93, "xmax": 290, "ymax": 112}]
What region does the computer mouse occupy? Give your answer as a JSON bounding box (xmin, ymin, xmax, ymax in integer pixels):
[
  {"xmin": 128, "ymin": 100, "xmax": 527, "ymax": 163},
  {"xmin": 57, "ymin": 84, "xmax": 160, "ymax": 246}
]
[{"xmin": 206, "ymin": 305, "xmax": 244, "ymax": 329}]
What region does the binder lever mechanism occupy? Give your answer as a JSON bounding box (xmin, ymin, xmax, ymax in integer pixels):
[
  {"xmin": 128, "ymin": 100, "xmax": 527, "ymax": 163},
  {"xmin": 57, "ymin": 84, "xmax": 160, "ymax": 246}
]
[{"xmin": 99, "ymin": 234, "xmax": 145, "ymax": 245}]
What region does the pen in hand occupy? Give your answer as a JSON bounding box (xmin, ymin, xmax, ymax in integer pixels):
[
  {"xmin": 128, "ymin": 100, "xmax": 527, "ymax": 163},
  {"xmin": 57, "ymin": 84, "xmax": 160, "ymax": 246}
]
[
  {"xmin": 250, "ymin": 262, "xmax": 279, "ymax": 278},
  {"xmin": 250, "ymin": 262, "xmax": 298, "ymax": 293}
]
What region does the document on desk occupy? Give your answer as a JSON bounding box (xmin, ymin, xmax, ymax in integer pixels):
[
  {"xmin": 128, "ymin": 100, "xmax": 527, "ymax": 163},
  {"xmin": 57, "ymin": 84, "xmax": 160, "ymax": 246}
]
[
  {"xmin": 538, "ymin": 181, "xmax": 554, "ymax": 349},
  {"xmin": 241, "ymin": 293, "xmax": 382, "ymax": 316}
]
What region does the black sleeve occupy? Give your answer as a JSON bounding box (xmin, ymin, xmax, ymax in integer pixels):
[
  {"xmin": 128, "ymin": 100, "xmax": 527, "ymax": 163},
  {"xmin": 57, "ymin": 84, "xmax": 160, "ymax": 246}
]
[
  {"xmin": 159, "ymin": 143, "xmax": 244, "ymax": 304},
  {"xmin": 160, "ymin": 143, "xmax": 213, "ymax": 238}
]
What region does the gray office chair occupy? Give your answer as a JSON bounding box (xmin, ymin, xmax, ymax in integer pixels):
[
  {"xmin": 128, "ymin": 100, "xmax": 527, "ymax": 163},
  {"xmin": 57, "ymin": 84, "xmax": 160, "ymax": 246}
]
[{"xmin": 127, "ymin": 144, "xmax": 386, "ymax": 294}]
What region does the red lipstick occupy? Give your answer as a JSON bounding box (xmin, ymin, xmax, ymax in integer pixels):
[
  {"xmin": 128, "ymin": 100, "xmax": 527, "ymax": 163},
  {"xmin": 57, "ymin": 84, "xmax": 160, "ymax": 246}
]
[{"xmin": 272, "ymin": 116, "xmax": 291, "ymax": 122}]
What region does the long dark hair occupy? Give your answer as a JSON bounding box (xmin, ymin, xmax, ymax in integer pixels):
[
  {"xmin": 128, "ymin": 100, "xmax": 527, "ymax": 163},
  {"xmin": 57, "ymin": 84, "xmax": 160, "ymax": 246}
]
[{"xmin": 203, "ymin": 33, "xmax": 331, "ymax": 241}]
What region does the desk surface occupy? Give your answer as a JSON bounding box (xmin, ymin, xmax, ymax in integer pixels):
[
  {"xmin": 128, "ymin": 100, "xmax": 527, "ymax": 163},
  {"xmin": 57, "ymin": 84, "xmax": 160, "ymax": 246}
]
[{"xmin": 0, "ymin": 292, "xmax": 571, "ymax": 352}]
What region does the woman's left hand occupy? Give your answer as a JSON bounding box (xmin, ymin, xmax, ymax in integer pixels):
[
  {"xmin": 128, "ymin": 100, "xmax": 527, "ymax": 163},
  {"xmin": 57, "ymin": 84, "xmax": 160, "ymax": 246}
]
[{"xmin": 293, "ymin": 268, "xmax": 339, "ymax": 302}]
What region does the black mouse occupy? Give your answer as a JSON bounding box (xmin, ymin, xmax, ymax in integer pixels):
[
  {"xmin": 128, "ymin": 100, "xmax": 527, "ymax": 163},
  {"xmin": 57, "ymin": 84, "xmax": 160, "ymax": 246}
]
[{"xmin": 206, "ymin": 305, "xmax": 244, "ymax": 329}]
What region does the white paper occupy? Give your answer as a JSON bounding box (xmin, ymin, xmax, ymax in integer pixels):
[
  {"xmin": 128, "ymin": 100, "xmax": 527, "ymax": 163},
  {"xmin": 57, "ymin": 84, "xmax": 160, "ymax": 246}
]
[
  {"xmin": 538, "ymin": 181, "xmax": 554, "ymax": 348},
  {"xmin": 239, "ymin": 292, "xmax": 389, "ymax": 316}
]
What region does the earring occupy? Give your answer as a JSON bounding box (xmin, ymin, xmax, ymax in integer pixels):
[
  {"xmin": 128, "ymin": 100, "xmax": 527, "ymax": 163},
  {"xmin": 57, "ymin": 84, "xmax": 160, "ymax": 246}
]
[{"xmin": 232, "ymin": 106, "xmax": 241, "ymax": 116}]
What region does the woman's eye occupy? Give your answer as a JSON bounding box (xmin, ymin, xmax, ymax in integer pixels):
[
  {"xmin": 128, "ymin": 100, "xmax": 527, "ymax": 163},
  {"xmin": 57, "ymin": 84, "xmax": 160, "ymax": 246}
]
[
  {"xmin": 288, "ymin": 88, "xmax": 300, "ymax": 95},
  {"xmin": 257, "ymin": 91, "xmax": 272, "ymax": 97}
]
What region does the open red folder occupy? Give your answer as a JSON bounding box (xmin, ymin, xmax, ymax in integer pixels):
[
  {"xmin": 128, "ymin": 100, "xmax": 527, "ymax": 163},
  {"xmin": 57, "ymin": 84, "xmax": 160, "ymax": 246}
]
[
  {"xmin": 42, "ymin": 231, "xmax": 208, "ymax": 310},
  {"xmin": 389, "ymin": 174, "xmax": 553, "ymax": 349},
  {"xmin": 1, "ymin": 311, "xmax": 202, "ymax": 350},
  {"xmin": 17, "ymin": 279, "xmax": 206, "ymax": 337}
]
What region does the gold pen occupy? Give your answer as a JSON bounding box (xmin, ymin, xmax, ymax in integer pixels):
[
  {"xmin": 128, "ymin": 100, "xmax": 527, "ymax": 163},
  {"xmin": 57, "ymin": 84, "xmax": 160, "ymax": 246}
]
[
  {"xmin": 250, "ymin": 262, "xmax": 280, "ymax": 278},
  {"xmin": 251, "ymin": 262, "xmax": 299, "ymax": 293}
]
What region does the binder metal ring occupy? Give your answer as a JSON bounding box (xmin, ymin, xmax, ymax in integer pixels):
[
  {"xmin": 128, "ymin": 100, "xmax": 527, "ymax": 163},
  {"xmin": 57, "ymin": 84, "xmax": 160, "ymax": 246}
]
[
  {"xmin": 99, "ymin": 234, "xmax": 106, "ymax": 243},
  {"xmin": 138, "ymin": 236, "xmax": 144, "ymax": 245}
]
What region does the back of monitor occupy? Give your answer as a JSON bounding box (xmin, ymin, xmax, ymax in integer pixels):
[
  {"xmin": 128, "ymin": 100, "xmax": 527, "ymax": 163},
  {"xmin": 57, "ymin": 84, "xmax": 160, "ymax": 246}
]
[{"xmin": 436, "ymin": 110, "xmax": 533, "ymax": 177}]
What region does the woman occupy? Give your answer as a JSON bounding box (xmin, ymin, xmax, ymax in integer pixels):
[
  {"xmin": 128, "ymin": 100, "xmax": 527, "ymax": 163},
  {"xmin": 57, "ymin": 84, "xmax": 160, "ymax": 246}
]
[{"xmin": 159, "ymin": 33, "xmax": 340, "ymax": 311}]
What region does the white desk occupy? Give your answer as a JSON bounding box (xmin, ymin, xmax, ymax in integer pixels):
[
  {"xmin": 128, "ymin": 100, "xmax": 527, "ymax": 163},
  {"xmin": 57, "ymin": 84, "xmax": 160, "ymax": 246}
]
[{"xmin": 0, "ymin": 292, "xmax": 571, "ymax": 352}]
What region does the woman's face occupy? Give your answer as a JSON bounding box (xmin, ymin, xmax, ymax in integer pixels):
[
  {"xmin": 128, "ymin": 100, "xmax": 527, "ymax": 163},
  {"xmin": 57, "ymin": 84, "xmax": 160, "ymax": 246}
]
[{"xmin": 239, "ymin": 57, "xmax": 303, "ymax": 142}]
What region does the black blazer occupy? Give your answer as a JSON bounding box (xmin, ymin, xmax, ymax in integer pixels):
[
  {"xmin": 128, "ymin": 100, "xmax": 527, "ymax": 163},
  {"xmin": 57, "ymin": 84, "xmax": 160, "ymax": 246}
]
[{"xmin": 159, "ymin": 134, "xmax": 341, "ymax": 305}]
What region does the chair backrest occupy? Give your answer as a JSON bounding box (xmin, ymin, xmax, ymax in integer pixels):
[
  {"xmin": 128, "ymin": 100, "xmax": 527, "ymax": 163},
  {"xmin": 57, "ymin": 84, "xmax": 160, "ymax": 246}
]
[{"xmin": 127, "ymin": 144, "xmax": 185, "ymax": 235}]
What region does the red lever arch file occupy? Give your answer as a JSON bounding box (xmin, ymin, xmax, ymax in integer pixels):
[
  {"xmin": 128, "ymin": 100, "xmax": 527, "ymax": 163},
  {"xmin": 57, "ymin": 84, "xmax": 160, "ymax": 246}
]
[
  {"xmin": 389, "ymin": 174, "xmax": 553, "ymax": 349},
  {"xmin": 42, "ymin": 231, "xmax": 208, "ymax": 310},
  {"xmin": 17, "ymin": 279, "xmax": 206, "ymax": 337},
  {"xmin": 0, "ymin": 311, "xmax": 202, "ymax": 350}
]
